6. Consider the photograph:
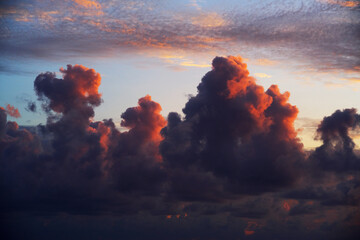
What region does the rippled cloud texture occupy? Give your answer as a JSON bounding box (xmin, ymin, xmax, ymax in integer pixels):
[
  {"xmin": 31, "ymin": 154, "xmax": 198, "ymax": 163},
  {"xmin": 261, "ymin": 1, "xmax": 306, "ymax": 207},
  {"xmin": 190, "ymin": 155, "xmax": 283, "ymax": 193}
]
[
  {"xmin": 0, "ymin": 0, "xmax": 359, "ymax": 73},
  {"xmin": 1, "ymin": 56, "xmax": 359, "ymax": 239}
]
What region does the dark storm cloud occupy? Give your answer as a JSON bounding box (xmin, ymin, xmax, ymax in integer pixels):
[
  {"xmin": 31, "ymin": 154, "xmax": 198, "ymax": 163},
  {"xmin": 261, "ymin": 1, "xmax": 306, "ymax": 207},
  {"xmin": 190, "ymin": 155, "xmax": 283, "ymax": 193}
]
[
  {"xmin": 0, "ymin": 0, "xmax": 359, "ymax": 72},
  {"xmin": 1, "ymin": 56, "xmax": 360, "ymax": 239}
]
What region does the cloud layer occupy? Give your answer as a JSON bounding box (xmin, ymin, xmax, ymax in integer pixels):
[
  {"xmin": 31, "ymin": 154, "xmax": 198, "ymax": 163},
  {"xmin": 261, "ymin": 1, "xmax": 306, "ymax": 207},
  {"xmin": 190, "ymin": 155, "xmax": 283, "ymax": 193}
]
[
  {"xmin": 0, "ymin": 0, "xmax": 359, "ymax": 73},
  {"xmin": 1, "ymin": 56, "xmax": 360, "ymax": 239}
]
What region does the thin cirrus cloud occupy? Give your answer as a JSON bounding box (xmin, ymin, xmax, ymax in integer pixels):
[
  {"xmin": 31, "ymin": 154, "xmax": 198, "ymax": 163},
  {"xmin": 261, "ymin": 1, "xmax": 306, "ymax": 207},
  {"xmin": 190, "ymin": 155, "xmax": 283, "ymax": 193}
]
[{"xmin": 0, "ymin": 0, "xmax": 359, "ymax": 74}]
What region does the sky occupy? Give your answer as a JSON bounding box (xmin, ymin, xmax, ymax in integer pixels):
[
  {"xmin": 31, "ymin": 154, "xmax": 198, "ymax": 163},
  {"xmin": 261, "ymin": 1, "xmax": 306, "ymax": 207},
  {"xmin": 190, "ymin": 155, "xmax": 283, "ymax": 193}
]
[{"xmin": 1, "ymin": 0, "xmax": 360, "ymax": 239}]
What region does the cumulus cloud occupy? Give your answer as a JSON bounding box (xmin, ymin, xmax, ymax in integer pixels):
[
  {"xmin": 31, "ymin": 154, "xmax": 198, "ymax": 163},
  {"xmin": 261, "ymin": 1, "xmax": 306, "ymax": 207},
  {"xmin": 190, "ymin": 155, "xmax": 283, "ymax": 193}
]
[
  {"xmin": 1, "ymin": 56, "xmax": 360, "ymax": 239},
  {"xmin": 161, "ymin": 56, "xmax": 304, "ymax": 198},
  {"xmin": 310, "ymin": 108, "xmax": 360, "ymax": 172},
  {"xmin": 1, "ymin": 64, "xmax": 168, "ymax": 217}
]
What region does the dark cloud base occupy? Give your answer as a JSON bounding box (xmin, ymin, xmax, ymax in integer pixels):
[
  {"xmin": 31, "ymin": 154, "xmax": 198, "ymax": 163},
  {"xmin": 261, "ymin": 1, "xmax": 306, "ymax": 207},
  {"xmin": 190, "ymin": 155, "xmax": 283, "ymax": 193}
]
[{"xmin": 1, "ymin": 56, "xmax": 360, "ymax": 239}]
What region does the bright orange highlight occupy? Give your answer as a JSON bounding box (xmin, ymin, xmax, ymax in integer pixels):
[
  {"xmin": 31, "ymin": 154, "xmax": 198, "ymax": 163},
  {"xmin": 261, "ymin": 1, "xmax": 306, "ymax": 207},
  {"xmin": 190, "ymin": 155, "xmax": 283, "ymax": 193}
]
[
  {"xmin": 60, "ymin": 64, "xmax": 102, "ymax": 100},
  {"xmin": 73, "ymin": 0, "xmax": 101, "ymax": 9},
  {"xmin": 282, "ymin": 199, "xmax": 299, "ymax": 211},
  {"xmin": 244, "ymin": 221, "xmax": 259, "ymax": 236},
  {"xmin": 283, "ymin": 201, "xmax": 291, "ymax": 211},
  {"xmin": 5, "ymin": 104, "xmax": 21, "ymax": 118},
  {"xmin": 225, "ymin": 56, "xmax": 251, "ymax": 98},
  {"xmin": 244, "ymin": 230, "xmax": 255, "ymax": 236},
  {"xmin": 322, "ymin": 0, "xmax": 360, "ymax": 8},
  {"xmin": 267, "ymin": 85, "xmax": 299, "ymax": 140},
  {"xmin": 123, "ymin": 95, "xmax": 167, "ymax": 143}
]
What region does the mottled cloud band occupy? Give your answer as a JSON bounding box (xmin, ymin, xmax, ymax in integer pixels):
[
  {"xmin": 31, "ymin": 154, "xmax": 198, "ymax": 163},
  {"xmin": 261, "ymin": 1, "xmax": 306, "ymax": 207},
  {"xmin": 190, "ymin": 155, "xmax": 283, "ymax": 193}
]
[{"xmin": 0, "ymin": 0, "xmax": 359, "ymax": 73}]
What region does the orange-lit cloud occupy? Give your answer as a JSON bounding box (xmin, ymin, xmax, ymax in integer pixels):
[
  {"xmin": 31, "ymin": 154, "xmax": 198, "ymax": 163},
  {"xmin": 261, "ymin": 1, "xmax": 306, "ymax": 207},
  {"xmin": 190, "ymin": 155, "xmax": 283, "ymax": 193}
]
[
  {"xmin": 244, "ymin": 222, "xmax": 259, "ymax": 236},
  {"xmin": 282, "ymin": 199, "xmax": 299, "ymax": 212},
  {"xmin": 34, "ymin": 64, "xmax": 102, "ymax": 114},
  {"xmin": 161, "ymin": 56, "xmax": 304, "ymax": 201},
  {"xmin": 159, "ymin": 55, "xmax": 185, "ymax": 60},
  {"xmin": 0, "ymin": 0, "xmax": 358, "ymax": 74},
  {"xmin": 70, "ymin": 0, "xmax": 104, "ymax": 16},
  {"xmin": 5, "ymin": 104, "xmax": 21, "ymax": 118},
  {"xmin": 180, "ymin": 61, "xmax": 211, "ymax": 68},
  {"xmin": 341, "ymin": 77, "xmax": 360, "ymax": 82},
  {"xmin": 121, "ymin": 95, "xmax": 167, "ymax": 144},
  {"xmin": 73, "ymin": 0, "xmax": 101, "ymax": 9},
  {"xmin": 319, "ymin": 0, "xmax": 360, "ymax": 7},
  {"xmin": 283, "ymin": 201, "xmax": 291, "ymax": 211},
  {"xmin": 244, "ymin": 230, "xmax": 255, "ymax": 236}
]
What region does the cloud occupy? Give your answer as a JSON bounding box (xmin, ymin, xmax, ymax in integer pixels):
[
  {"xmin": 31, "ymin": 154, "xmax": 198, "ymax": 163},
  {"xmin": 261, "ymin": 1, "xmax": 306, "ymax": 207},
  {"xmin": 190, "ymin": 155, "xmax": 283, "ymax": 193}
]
[
  {"xmin": 2, "ymin": 56, "xmax": 360, "ymax": 239},
  {"xmin": 0, "ymin": 0, "xmax": 359, "ymax": 73},
  {"xmin": 3, "ymin": 104, "xmax": 21, "ymax": 118},
  {"xmin": 310, "ymin": 108, "xmax": 360, "ymax": 172},
  {"xmin": 1, "ymin": 63, "xmax": 170, "ymax": 216},
  {"xmin": 255, "ymin": 58, "xmax": 279, "ymax": 66},
  {"xmin": 341, "ymin": 77, "xmax": 360, "ymax": 82},
  {"xmin": 161, "ymin": 56, "xmax": 304, "ymax": 197},
  {"xmin": 180, "ymin": 61, "xmax": 211, "ymax": 68},
  {"xmin": 72, "ymin": 0, "xmax": 101, "ymax": 9},
  {"xmin": 318, "ymin": 0, "xmax": 360, "ymax": 8}
]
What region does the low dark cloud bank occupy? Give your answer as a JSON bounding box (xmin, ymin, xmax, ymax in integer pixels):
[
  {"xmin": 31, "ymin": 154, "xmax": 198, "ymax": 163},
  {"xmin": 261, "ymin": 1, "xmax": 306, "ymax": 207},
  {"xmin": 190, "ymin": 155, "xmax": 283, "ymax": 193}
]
[{"xmin": 1, "ymin": 56, "xmax": 360, "ymax": 239}]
